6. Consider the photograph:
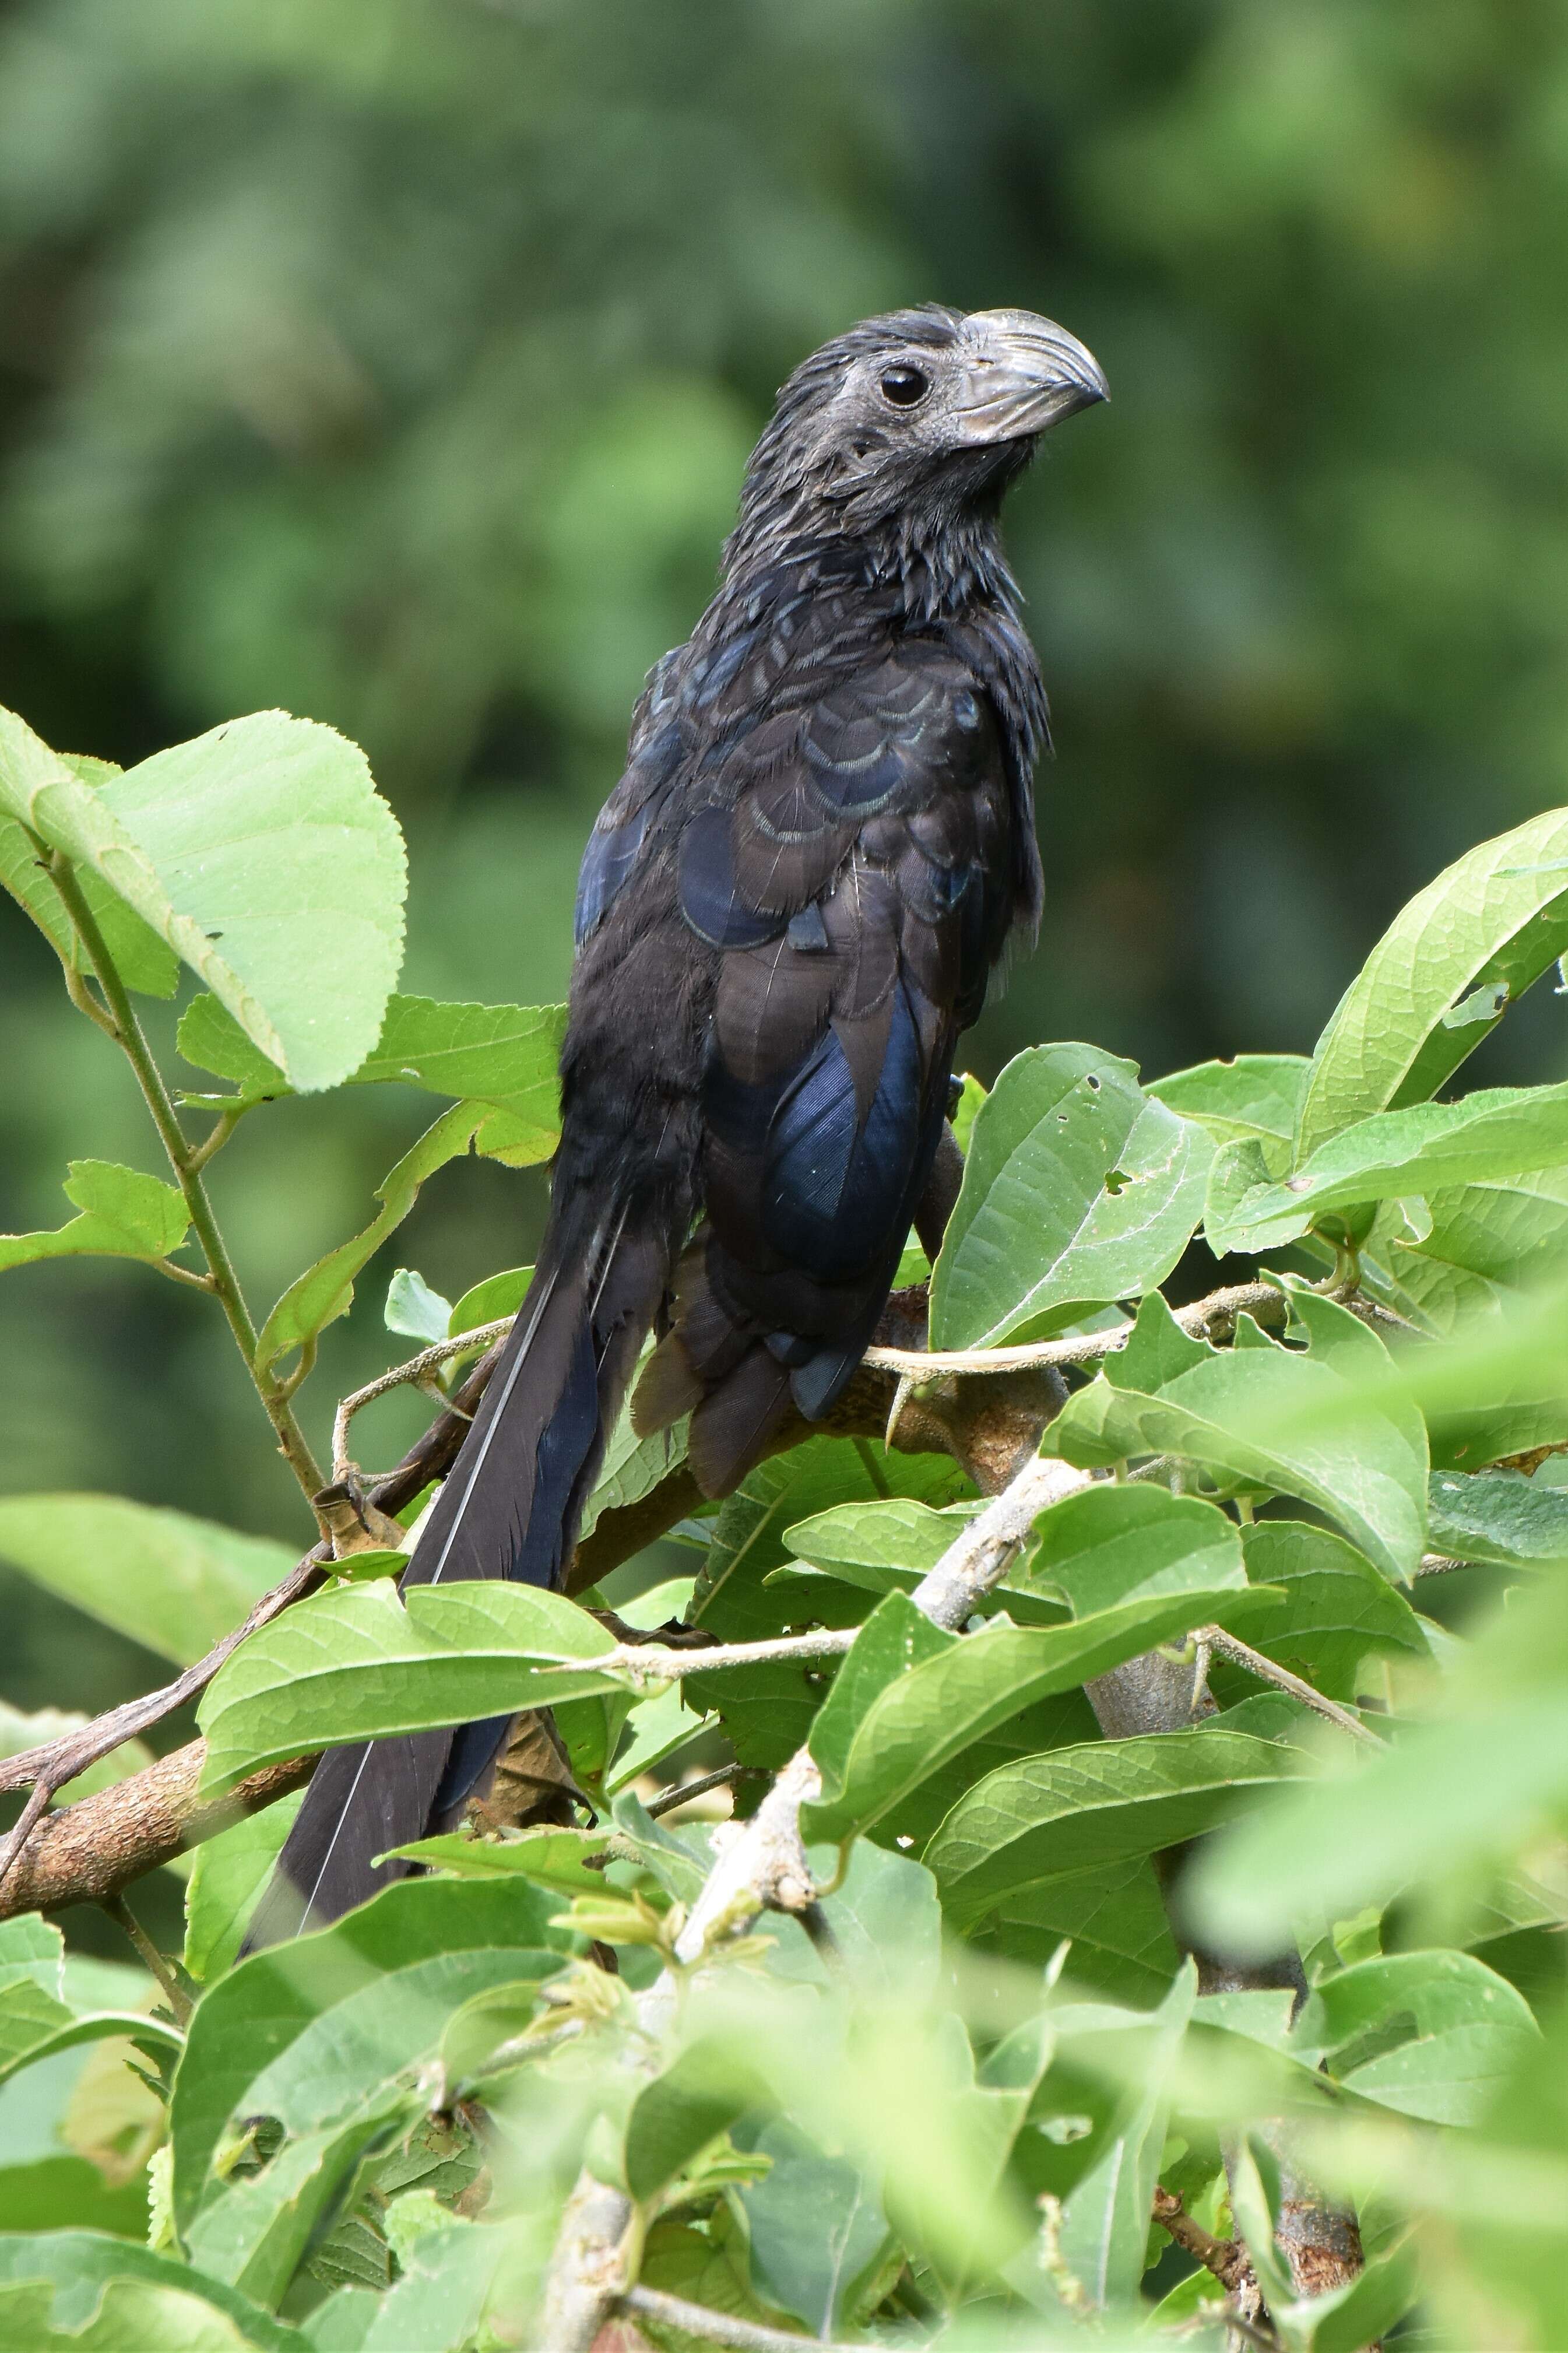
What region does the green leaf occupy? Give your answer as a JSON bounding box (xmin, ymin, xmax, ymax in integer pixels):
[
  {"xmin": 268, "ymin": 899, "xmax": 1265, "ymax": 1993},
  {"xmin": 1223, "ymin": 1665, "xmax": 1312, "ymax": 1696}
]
[
  {"xmin": 1233, "ymin": 1522, "xmax": 1427, "ymax": 1703},
  {"xmin": 385, "ymin": 1826, "xmax": 611, "ymax": 1895},
  {"xmin": 783, "ymin": 1497, "xmax": 982, "ymax": 1586},
  {"xmin": 345, "ymin": 995, "xmax": 565, "ymax": 1149},
  {"xmin": 980, "ymin": 1857, "xmax": 1179, "ymax": 2007},
  {"xmin": 638, "ymin": 2215, "xmax": 797, "ymax": 2353},
  {"xmin": 926, "ymin": 1730, "xmax": 1309, "ymax": 1931},
  {"xmin": 197, "ymin": 1578, "xmax": 621, "ymax": 1797},
  {"xmin": 1208, "ymin": 1080, "xmax": 1568, "ymax": 1256},
  {"xmin": 0, "ymin": 1916, "xmax": 180, "ymax": 2092},
  {"xmin": 1044, "ymin": 1291, "xmax": 1429, "ymax": 1584},
  {"xmin": 1428, "ymin": 1467, "xmax": 1568, "ymax": 1568},
  {"xmin": 0, "ymin": 1494, "xmax": 294, "ymax": 1667},
  {"xmin": 803, "ymin": 1522, "xmax": 1254, "ymax": 1848},
  {"xmin": 179, "ymin": 992, "xmax": 566, "ymax": 1153},
  {"xmin": 170, "ymin": 1877, "xmax": 563, "ymax": 2231},
  {"xmin": 624, "ymin": 2036, "xmax": 769, "ymax": 2202},
  {"xmin": 930, "ymin": 1042, "xmax": 1212, "ymax": 1348},
  {"xmin": 185, "ymin": 2094, "xmax": 419, "ymax": 2312},
  {"xmin": 254, "ymin": 1102, "xmax": 510, "ymax": 1378},
  {"xmin": 0, "ymin": 1159, "xmax": 189, "ymax": 1275},
  {"xmin": 1, "ymin": 752, "xmax": 178, "ymax": 996},
  {"xmin": 1148, "ymin": 1055, "xmax": 1311, "ymax": 1157},
  {"xmin": 0, "ymin": 2237, "xmax": 303, "ymax": 2351},
  {"xmin": 738, "ymin": 2127, "xmax": 895, "ymax": 2337},
  {"xmin": 0, "ymin": 2264, "xmax": 294, "ymax": 2351},
  {"xmin": 1053, "ymin": 1964, "xmax": 1196, "ymax": 2309},
  {"xmin": 1019, "ymin": 1483, "xmax": 1248, "ymax": 1614},
  {"xmin": 580, "ymin": 1365, "xmax": 691, "ymax": 1547},
  {"xmin": 0, "ymin": 1701, "xmax": 153, "ymax": 1803},
  {"xmin": 0, "ymin": 2154, "xmax": 148, "ymax": 2240},
  {"xmin": 447, "ymin": 1263, "xmax": 532, "ymax": 1336},
  {"xmin": 382, "ymin": 1267, "xmax": 452, "ymax": 1344},
  {"xmin": 1293, "ymin": 1951, "xmax": 1538, "ymax": 2126},
  {"xmin": 184, "ymin": 1793, "xmax": 305, "ymax": 1984},
  {"xmin": 1296, "ymin": 805, "xmax": 1568, "ymax": 1160},
  {"xmin": 0, "ymin": 704, "xmax": 406, "ymax": 1092},
  {"xmin": 694, "ymin": 1436, "xmax": 971, "ymax": 1643},
  {"xmin": 1355, "ymin": 1167, "xmax": 1568, "ymax": 1336}
]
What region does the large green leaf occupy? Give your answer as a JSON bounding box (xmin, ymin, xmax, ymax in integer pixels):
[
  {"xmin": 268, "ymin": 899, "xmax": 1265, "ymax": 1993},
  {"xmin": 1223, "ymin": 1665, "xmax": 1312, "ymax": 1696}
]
[
  {"xmin": 170, "ymin": 1877, "xmax": 562, "ymax": 2231},
  {"xmin": 1295, "ymin": 805, "xmax": 1568, "ymax": 1160},
  {"xmin": 1427, "ymin": 1466, "xmax": 1568, "ymax": 1568},
  {"xmin": 1043, "ymin": 1290, "xmax": 1428, "ymax": 1583},
  {"xmin": 197, "ymin": 1577, "xmax": 623, "ymax": 1797},
  {"xmin": 1148, "ymin": 1054, "xmax": 1310, "ymax": 1158},
  {"xmin": 930, "ymin": 1042, "xmax": 1212, "ymax": 1348},
  {"xmin": 1295, "ymin": 1950, "xmax": 1539, "ymax": 2127},
  {"xmin": 0, "ymin": 1494, "xmax": 294, "ymax": 1666},
  {"xmin": 980, "ymin": 1856, "xmax": 1179, "ymax": 2006},
  {"xmin": 0, "ymin": 1160, "xmax": 188, "ymax": 1276},
  {"xmin": 927, "ymin": 1729, "xmax": 1309, "ymax": 1931},
  {"xmin": 1208, "ymin": 1080, "xmax": 1568, "ymax": 1256},
  {"xmin": 0, "ymin": 2237, "xmax": 304, "ymax": 2351},
  {"xmin": 803, "ymin": 1500, "xmax": 1253, "ymax": 1846},
  {"xmin": 180, "ymin": 992, "xmax": 566, "ymax": 1160},
  {"xmin": 0, "ymin": 704, "xmax": 406, "ymax": 1092}
]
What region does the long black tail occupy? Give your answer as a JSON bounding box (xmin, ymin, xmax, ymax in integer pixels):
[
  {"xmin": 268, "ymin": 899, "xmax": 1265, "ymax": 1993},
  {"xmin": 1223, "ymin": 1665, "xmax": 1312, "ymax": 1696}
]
[{"xmin": 242, "ymin": 1197, "xmax": 670, "ymax": 1948}]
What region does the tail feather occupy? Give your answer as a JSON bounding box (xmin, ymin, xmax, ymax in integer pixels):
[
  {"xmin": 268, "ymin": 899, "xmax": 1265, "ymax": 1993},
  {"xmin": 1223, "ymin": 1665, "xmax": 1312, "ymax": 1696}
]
[{"xmin": 242, "ymin": 1204, "xmax": 669, "ymax": 1949}]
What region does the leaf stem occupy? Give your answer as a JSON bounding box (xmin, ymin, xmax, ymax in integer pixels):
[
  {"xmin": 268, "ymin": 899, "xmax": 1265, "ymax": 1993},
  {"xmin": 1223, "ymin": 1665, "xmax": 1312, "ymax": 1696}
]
[
  {"xmin": 47, "ymin": 851, "xmax": 326, "ymax": 1506},
  {"xmin": 105, "ymin": 1892, "xmax": 191, "ymax": 2027}
]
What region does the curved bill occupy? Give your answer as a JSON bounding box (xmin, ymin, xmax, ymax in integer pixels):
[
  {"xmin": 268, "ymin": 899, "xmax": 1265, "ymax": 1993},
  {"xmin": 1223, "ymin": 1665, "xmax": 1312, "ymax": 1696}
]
[{"xmin": 953, "ymin": 308, "xmax": 1109, "ymax": 443}]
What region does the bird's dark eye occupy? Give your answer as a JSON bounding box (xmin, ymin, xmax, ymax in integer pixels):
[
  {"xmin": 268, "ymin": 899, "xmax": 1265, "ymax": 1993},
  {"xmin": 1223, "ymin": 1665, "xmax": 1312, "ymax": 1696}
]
[{"xmin": 879, "ymin": 364, "xmax": 930, "ymax": 409}]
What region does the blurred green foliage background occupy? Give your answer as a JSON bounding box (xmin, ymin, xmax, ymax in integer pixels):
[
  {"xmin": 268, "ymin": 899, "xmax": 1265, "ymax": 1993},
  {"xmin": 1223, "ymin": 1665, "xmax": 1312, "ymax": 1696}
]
[{"xmin": 3, "ymin": 1, "xmax": 1567, "ymax": 1783}]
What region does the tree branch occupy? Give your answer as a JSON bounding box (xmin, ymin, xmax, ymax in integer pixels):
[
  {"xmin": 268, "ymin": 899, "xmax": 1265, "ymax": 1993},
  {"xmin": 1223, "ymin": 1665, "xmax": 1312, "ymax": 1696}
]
[
  {"xmin": 1198, "ymin": 1625, "xmax": 1387, "ymax": 1746},
  {"xmin": 860, "ymin": 1279, "xmax": 1289, "ymax": 1377},
  {"xmin": 621, "ymin": 2284, "xmax": 857, "ymax": 2353}
]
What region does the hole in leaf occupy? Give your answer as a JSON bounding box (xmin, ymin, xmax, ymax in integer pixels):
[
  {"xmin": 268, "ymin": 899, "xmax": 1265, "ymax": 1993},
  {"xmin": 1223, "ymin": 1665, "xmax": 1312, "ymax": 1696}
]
[
  {"xmin": 1085, "ymin": 1073, "xmax": 1101, "ymax": 1090},
  {"xmin": 1103, "ymin": 1168, "xmax": 1132, "ymax": 1195}
]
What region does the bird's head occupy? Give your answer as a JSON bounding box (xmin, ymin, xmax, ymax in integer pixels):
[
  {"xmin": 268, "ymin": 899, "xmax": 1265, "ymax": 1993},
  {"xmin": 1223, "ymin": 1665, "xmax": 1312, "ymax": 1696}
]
[{"xmin": 730, "ymin": 304, "xmax": 1108, "ymax": 566}]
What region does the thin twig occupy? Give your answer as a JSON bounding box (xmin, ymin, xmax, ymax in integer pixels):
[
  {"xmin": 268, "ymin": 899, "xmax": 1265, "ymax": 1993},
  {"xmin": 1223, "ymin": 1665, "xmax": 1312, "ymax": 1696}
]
[
  {"xmin": 1152, "ymin": 2186, "xmax": 1249, "ymax": 2291},
  {"xmin": 1198, "ymin": 1625, "xmax": 1386, "ymax": 1746},
  {"xmin": 556, "ymin": 1625, "xmax": 856, "ymax": 1688},
  {"xmin": 332, "ymin": 1319, "xmax": 515, "ymax": 1481},
  {"xmin": 645, "ymin": 1765, "xmax": 765, "ymax": 1819},
  {"xmin": 860, "ymin": 1280, "xmax": 1288, "ymax": 1378},
  {"xmin": 621, "ymin": 2284, "xmax": 857, "ymax": 2353},
  {"xmin": 105, "ymin": 1894, "xmax": 191, "ymax": 2027}
]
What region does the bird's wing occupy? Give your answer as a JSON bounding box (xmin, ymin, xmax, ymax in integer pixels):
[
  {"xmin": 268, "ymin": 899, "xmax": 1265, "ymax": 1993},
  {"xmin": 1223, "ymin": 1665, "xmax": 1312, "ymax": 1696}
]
[{"xmin": 635, "ymin": 631, "xmax": 1017, "ymax": 1492}]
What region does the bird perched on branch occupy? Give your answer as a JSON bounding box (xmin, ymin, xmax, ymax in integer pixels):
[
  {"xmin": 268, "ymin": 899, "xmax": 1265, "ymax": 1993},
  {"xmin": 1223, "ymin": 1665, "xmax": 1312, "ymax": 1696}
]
[{"xmin": 249, "ymin": 304, "xmax": 1106, "ymax": 1941}]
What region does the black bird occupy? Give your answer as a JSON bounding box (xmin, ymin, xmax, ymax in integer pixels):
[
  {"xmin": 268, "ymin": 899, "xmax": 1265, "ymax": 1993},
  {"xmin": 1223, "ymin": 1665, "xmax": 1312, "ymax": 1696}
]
[{"xmin": 248, "ymin": 304, "xmax": 1106, "ymax": 1942}]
